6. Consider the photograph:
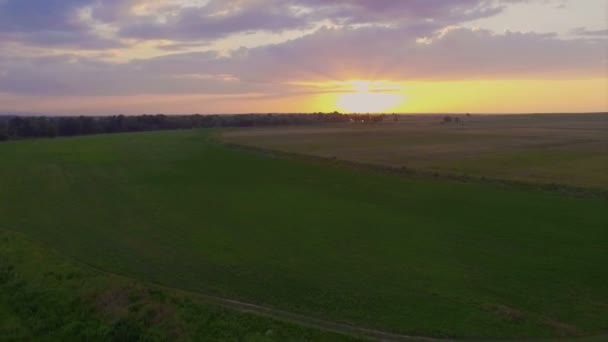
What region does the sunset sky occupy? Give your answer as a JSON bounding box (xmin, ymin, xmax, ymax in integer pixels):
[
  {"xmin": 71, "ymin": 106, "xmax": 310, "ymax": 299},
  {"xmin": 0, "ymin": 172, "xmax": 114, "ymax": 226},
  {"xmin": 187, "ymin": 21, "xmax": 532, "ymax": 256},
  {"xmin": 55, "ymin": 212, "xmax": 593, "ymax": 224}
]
[{"xmin": 0, "ymin": 0, "xmax": 606, "ymax": 115}]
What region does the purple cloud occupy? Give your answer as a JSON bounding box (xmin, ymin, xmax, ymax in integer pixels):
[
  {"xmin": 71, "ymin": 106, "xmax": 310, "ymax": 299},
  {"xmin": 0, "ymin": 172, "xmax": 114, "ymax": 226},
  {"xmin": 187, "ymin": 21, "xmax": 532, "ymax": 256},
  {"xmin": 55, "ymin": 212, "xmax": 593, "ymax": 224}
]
[
  {"xmin": 0, "ymin": 0, "xmax": 604, "ymax": 104},
  {"xmin": 0, "ymin": 0, "xmax": 90, "ymax": 32},
  {"xmin": 119, "ymin": 2, "xmax": 312, "ymax": 41},
  {"xmin": 219, "ymin": 25, "xmax": 606, "ymax": 82},
  {"xmin": 0, "ymin": 0, "xmax": 533, "ymax": 48},
  {"xmin": 0, "ymin": 25, "xmax": 604, "ymax": 97},
  {"xmin": 116, "ymin": 0, "xmax": 523, "ymax": 42}
]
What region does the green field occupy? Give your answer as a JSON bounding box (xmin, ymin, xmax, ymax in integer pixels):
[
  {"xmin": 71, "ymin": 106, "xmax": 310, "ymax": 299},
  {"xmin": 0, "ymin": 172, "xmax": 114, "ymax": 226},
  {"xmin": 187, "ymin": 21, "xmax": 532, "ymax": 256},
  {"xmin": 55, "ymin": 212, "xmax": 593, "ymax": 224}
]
[
  {"xmin": 1, "ymin": 129, "xmax": 607, "ymax": 339},
  {"xmin": 222, "ymin": 113, "xmax": 608, "ymax": 190},
  {"xmin": 0, "ymin": 230, "xmax": 354, "ymax": 341}
]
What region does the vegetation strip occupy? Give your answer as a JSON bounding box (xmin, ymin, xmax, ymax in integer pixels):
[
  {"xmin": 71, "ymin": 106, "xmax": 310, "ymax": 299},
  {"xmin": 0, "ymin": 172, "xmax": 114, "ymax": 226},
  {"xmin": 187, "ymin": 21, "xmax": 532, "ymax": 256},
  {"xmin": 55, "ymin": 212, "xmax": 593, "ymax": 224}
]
[
  {"xmin": 0, "ymin": 113, "xmax": 382, "ymax": 141},
  {"xmin": 220, "ymin": 141, "xmax": 608, "ymax": 200}
]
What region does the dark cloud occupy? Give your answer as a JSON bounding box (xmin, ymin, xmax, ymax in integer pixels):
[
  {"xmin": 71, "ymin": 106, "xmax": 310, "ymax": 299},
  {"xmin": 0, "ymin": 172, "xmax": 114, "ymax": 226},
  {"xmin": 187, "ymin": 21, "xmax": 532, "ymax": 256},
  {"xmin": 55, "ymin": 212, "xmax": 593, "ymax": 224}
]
[
  {"xmin": 0, "ymin": 0, "xmax": 124, "ymax": 49},
  {"xmin": 0, "ymin": 0, "xmax": 91, "ymax": 32}
]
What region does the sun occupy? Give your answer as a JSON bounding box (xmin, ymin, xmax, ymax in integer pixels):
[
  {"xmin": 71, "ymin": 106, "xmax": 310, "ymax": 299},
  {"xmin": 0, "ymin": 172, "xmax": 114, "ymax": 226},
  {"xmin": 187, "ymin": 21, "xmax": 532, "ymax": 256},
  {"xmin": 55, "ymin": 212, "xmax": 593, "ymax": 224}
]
[
  {"xmin": 337, "ymin": 92, "xmax": 403, "ymax": 113},
  {"xmin": 336, "ymin": 80, "xmax": 403, "ymax": 113}
]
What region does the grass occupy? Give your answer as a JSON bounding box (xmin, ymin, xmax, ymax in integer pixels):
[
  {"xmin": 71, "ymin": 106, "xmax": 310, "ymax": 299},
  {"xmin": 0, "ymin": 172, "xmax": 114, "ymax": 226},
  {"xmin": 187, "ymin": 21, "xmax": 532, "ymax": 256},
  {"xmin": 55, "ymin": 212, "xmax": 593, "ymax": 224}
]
[
  {"xmin": 0, "ymin": 230, "xmax": 355, "ymax": 341},
  {"xmin": 221, "ymin": 113, "xmax": 608, "ymax": 189},
  {"xmin": 1, "ymin": 129, "xmax": 607, "ymax": 338}
]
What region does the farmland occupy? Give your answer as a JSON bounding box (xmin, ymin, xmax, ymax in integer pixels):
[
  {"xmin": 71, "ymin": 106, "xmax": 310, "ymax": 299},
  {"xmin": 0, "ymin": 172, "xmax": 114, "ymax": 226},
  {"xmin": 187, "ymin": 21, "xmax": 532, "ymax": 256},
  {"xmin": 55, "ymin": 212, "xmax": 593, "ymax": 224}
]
[
  {"xmin": 0, "ymin": 230, "xmax": 354, "ymax": 341},
  {"xmin": 1, "ymin": 124, "xmax": 607, "ymax": 339},
  {"xmin": 221, "ymin": 113, "xmax": 608, "ymax": 190}
]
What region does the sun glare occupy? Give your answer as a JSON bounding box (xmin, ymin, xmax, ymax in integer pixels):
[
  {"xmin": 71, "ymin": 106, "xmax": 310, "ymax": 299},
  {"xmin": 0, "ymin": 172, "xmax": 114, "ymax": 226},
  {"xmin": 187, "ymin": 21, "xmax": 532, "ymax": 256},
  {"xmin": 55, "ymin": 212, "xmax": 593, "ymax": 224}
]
[{"xmin": 336, "ymin": 80, "xmax": 404, "ymax": 113}]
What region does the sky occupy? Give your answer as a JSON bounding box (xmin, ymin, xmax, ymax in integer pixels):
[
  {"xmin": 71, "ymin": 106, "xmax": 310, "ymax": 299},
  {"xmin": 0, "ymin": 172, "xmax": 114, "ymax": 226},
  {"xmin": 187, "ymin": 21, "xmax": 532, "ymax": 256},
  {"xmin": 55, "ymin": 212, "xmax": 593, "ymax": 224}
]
[{"xmin": 0, "ymin": 0, "xmax": 606, "ymax": 115}]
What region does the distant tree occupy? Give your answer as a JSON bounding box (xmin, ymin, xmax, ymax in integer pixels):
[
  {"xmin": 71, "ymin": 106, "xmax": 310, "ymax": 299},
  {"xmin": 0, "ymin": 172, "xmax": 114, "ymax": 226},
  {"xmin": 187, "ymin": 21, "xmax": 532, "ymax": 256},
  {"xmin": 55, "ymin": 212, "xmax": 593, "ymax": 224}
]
[
  {"xmin": 443, "ymin": 115, "xmax": 453, "ymax": 124},
  {"xmin": 57, "ymin": 117, "xmax": 82, "ymax": 136},
  {"xmin": 0, "ymin": 120, "xmax": 8, "ymax": 141},
  {"xmin": 79, "ymin": 116, "xmax": 98, "ymax": 134},
  {"xmin": 0, "ymin": 113, "xmax": 384, "ymax": 142}
]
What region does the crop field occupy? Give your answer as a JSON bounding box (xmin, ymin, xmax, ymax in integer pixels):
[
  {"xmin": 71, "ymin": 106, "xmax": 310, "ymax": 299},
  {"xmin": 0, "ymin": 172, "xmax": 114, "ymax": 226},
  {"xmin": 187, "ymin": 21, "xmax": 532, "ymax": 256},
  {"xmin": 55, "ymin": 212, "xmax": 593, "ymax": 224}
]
[
  {"xmin": 221, "ymin": 113, "xmax": 608, "ymax": 190},
  {"xmin": 1, "ymin": 127, "xmax": 607, "ymax": 339},
  {"xmin": 0, "ymin": 230, "xmax": 353, "ymax": 341}
]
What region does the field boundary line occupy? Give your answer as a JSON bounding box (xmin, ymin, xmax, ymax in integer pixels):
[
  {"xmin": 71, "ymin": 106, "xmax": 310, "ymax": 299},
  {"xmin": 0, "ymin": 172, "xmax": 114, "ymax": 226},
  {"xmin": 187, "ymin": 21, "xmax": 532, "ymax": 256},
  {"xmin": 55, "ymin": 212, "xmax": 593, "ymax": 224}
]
[{"xmin": 218, "ymin": 140, "xmax": 608, "ymax": 200}]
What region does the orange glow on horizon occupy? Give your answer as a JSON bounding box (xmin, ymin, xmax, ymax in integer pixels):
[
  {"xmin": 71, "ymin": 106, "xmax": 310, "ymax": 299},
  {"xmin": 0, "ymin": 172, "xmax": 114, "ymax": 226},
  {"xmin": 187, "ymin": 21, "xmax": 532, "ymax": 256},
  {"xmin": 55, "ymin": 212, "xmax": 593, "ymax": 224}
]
[
  {"xmin": 313, "ymin": 78, "xmax": 607, "ymax": 114},
  {"xmin": 2, "ymin": 79, "xmax": 605, "ymax": 115}
]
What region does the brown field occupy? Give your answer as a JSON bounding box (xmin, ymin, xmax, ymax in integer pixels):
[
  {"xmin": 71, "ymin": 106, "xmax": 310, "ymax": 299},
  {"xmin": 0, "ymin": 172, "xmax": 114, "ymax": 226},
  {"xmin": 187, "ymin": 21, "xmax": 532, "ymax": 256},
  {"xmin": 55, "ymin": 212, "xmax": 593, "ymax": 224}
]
[{"xmin": 220, "ymin": 113, "xmax": 608, "ymax": 190}]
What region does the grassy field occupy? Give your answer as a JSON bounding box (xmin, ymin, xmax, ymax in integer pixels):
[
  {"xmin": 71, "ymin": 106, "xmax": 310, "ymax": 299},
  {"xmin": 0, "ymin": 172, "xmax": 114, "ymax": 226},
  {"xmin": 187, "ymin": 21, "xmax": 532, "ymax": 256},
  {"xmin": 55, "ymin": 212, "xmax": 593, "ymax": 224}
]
[
  {"xmin": 221, "ymin": 113, "xmax": 608, "ymax": 189},
  {"xmin": 0, "ymin": 230, "xmax": 354, "ymax": 341},
  {"xmin": 1, "ymin": 128, "xmax": 607, "ymax": 339}
]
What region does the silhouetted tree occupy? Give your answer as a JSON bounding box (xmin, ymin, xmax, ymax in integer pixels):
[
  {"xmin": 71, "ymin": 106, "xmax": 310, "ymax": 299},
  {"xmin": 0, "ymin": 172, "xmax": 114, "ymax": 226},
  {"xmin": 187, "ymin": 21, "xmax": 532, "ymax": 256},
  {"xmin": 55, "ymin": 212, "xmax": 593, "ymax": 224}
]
[
  {"xmin": 0, "ymin": 120, "xmax": 8, "ymax": 141},
  {"xmin": 0, "ymin": 113, "xmax": 386, "ymax": 142}
]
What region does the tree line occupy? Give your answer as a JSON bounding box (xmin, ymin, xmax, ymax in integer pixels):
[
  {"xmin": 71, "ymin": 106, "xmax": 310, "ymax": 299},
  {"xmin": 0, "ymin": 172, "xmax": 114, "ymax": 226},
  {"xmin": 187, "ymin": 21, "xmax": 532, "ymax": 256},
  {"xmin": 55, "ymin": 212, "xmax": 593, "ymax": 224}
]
[{"xmin": 0, "ymin": 113, "xmax": 384, "ymax": 141}]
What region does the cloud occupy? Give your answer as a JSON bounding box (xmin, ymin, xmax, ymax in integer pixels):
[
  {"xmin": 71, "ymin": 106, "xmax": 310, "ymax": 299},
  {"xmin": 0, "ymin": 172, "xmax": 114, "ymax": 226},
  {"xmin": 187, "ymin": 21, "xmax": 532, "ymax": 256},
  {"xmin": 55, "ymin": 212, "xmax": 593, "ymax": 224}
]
[
  {"xmin": 571, "ymin": 27, "xmax": 608, "ymax": 37},
  {"xmin": 0, "ymin": 0, "xmax": 123, "ymax": 49},
  {"xmin": 0, "ymin": 31, "xmax": 123, "ymax": 49},
  {"xmin": 118, "ymin": 0, "xmax": 312, "ymax": 41},
  {"xmin": 116, "ymin": 0, "xmax": 525, "ymax": 42},
  {"xmin": 206, "ymin": 25, "xmax": 606, "ymax": 83},
  {"xmin": 0, "ymin": 0, "xmax": 90, "ymax": 32},
  {"xmin": 294, "ymin": 0, "xmax": 516, "ymax": 24},
  {"xmin": 0, "ymin": 0, "xmax": 537, "ymax": 49},
  {"xmin": 0, "ymin": 25, "xmax": 604, "ymax": 97}
]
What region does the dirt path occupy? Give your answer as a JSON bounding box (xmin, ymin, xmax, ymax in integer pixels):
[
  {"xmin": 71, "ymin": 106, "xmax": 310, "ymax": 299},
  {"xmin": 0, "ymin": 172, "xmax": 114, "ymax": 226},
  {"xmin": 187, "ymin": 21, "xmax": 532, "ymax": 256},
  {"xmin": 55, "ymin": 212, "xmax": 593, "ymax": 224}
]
[
  {"xmin": 8, "ymin": 230, "xmax": 606, "ymax": 341},
  {"xmin": 188, "ymin": 292, "xmax": 447, "ymax": 341},
  {"xmin": 73, "ymin": 259, "xmax": 447, "ymax": 341}
]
